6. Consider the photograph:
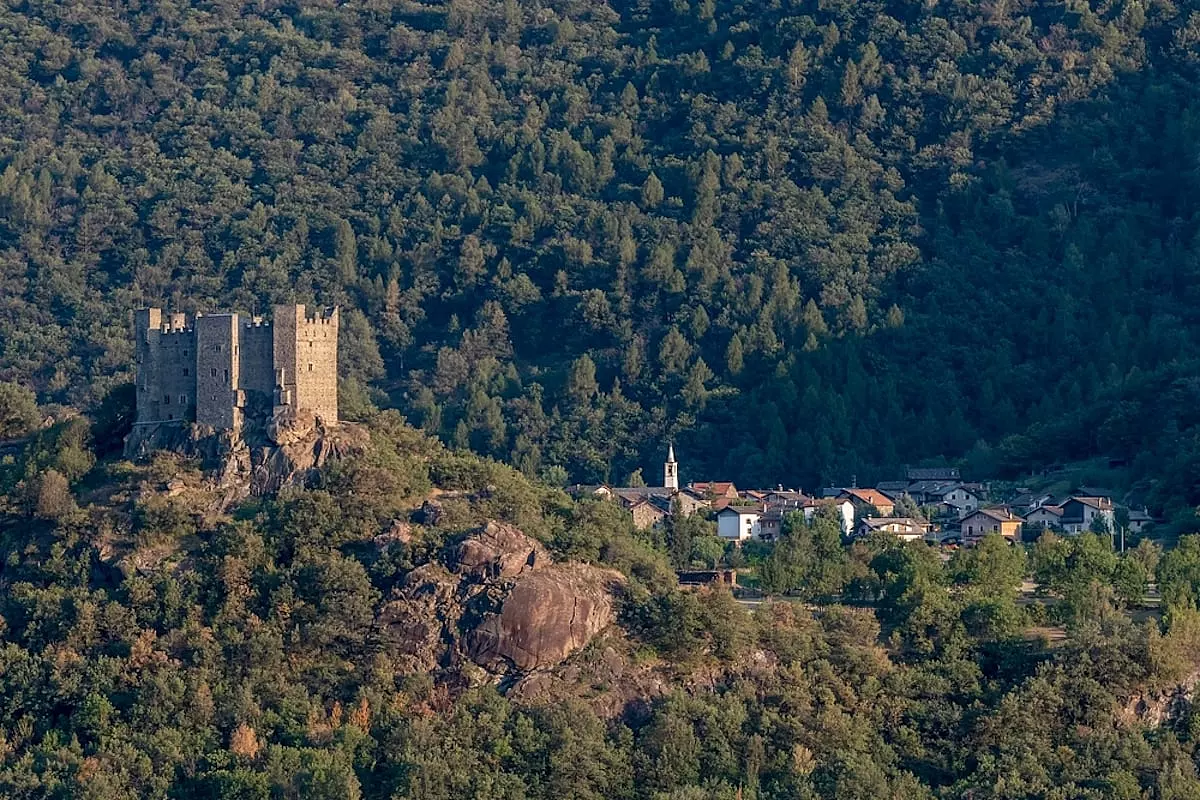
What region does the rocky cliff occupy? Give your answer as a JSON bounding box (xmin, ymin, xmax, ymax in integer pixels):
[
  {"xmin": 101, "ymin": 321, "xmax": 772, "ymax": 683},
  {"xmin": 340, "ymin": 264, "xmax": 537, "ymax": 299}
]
[
  {"xmin": 123, "ymin": 408, "xmax": 369, "ymax": 502},
  {"xmin": 376, "ymin": 521, "xmax": 624, "ymax": 682}
]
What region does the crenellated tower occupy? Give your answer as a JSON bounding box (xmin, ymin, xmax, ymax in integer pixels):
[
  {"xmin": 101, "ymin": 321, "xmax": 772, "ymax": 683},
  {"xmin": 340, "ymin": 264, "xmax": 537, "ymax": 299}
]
[{"xmin": 131, "ymin": 304, "xmax": 339, "ymax": 434}]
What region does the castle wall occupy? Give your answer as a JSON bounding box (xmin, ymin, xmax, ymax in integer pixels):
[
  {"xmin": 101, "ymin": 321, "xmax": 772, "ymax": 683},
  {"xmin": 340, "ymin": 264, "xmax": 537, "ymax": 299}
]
[
  {"xmin": 134, "ymin": 304, "xmax": 338, "ymax": 433},
  {"xmin": 195, "ymin": 314, "xmax": 240, "ymax": 430},
  {"xmin": 273, "ymin": 304, "xmax": 338, "ymax": 424},
  {"xmin": 158, "ymin": 328, "xmax": 196, "ymax": 422},
  {"xmin": 134, "ymin": 308, "xmax": 161, "ymax": 424},
  {"xmin": 134, "ymin": 308, "xmax": 196, "ymax": 424},
  {"xmin": 239, "ymin": 321, "xmax": 274, "ymax": 397}
]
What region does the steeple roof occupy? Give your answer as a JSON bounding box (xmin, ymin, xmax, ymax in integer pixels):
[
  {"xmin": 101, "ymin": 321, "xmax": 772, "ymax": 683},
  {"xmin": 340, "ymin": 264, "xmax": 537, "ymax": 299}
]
[{"xmin": 667, "ymin": 443, "xmax": 676, "ymax": 463}]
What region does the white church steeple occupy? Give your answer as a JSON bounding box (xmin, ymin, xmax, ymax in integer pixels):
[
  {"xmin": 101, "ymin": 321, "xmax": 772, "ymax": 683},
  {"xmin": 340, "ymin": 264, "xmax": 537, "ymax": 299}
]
[{"xmin": 664, "ymin": 444, "xmax": 679, "ymax": 491}]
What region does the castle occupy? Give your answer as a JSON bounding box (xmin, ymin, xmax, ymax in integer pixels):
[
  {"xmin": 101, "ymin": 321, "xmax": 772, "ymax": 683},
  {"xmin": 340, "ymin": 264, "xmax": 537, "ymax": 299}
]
[{"xmin": 133, "ymin": 304, "xmax": 338, "ymax": 433}]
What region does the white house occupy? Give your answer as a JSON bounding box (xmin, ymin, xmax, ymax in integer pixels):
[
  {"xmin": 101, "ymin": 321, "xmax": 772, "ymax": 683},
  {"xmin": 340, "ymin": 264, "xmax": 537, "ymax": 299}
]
[
  {"xmin": 798, "ymin": 499, "xmax": 855, "ymax": 535},
  {"xmin": 856, "ymin": 517, "xmax": 928, "ymax": 542},
  {"xmin": 1024, "ymin": 505, "xmax": 1064, "ymax": 530},
  {"xmin": 1059, "ymin": 496, "xmax": 1114, "ymax": 534},
  {"xmin": 907, "ymin": 481, "xmax": 980, "ymax": 512},
  {"xmin": 716, "ymin": 506, "xmax": 762, "ymax": 541}
]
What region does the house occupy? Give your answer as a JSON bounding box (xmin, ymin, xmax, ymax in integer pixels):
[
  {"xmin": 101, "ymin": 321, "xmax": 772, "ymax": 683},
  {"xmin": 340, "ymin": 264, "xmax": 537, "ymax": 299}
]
[
  {"xmin": 762, "ymin": 488, "xmax": 810, "ymax": 505},
  {"xmin": 809, "ymin": 498, "xmax": 856, "ymax": 535},
  {"xmin": 906, "ymin": 467, "xmax": 961, "ymax": 482},
  {"xmin": 628, "ymin": 497, "xmax": 668, "ymax": 530},
  {"xmin": 930, "ymin": 500, "xmax": 972, "ymax": 520},
  {"xmin": 674, "ymin": 488, "xmax": 710, "ymax": 516},
  {"xmin": 758, "ymin": 497, "xmax": 856, "ymax": 538},
  {"xmin": 758, "ymin": 507, "xmax": 785, "ymax": 541},
  {"xmin": 1059, "ymin": 496, "xmax": 1114, "ymax": 534},
  {"xmin": 838, "ymin": 488, "xmax": 896, "ymax": 517},
  {"xmin": 1011, "ymin": 491, "xmax": 1054, "ymax": 515},
  {"xmin": 567, "ymin": 484, "xmax": 612, "ymax": 500},
  {"xmin": 690, "ymin": 481, "xmax": 739, "ymax": 500},
  {"xmin": 856, "ymin": 517, "xmax": 928, "ymax": 542},
  {"xmin": 1127, "ymin": 508, "xmax": 1155, "ymax": 534},
  {"xmin": 960, "ymin": 507, "xmax": 1024, "ymax": 544},
  {"xmin": 1024, "ymin": 505, "xmax": 1064, "ymax": 530},
  {"xmin": 905, "ymin": 481, "xmax": 980, "ymax": 511},
  {"xmin": 876, "ymin": 481, "xmax": 911, "ymax": 499},
  {"xmin": 716, "ymin": 505, "xmax": 762, "ymax": 541}
]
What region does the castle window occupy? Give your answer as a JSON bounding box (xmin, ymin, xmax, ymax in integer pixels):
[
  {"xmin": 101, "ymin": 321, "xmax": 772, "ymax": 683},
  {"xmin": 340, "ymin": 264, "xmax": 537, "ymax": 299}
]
[
  {"xmin": 224, "ymin": 369, "xmax": 229, "ymax": 382},
  {"xmin": 182, "ymin": 368, "xmax": 188, "ymax": 376},
  {"xmin": 180, "ymin": 394, "xmax": 187, "ymax": 405},
  {"xmin": 308, "ymin": 364, "xmax": 313, "ymax": 372},
  {"xmin": 168, "ymin": 413, "xmax": 174, "ymax": 420},
  {"xmin": 211, "ymin": 368, "xmax": 217, "ymax": 377},
  {"xmin": 164, "ymin": 395, "xmax": 170, "ymax": 405}
]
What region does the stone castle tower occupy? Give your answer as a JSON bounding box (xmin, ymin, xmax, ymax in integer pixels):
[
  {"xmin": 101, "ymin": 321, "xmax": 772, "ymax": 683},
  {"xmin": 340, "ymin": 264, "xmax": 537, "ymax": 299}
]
[{"xmin": 133, "ymin": 304, "xmax": 338, "ymax": 432}]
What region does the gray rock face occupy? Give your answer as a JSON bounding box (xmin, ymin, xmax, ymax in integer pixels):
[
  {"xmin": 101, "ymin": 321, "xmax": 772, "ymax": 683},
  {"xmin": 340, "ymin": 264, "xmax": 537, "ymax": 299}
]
[
  {"xmin": 122, "ymin": 417, "xmax": 368, "ymax": 502},
  {"xmin": 454, "ymin": 520, "xmax": 549, "ymax": 581},
  {"xmin": 374, "ymin": 523, "xmax": 624, "ymax": 679},
  {"xmin": 465, "ymin": 563, "xmax": 624, "ymax": 671}
]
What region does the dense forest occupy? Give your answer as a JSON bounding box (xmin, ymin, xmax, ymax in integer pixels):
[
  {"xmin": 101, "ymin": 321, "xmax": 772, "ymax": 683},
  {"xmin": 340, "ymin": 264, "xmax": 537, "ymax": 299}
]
[
  {"xmin": 2, "ymin": 0, "xmax": 1200, "ymax": 512},
  {"xmin": 4, "ymin": 403, "xmax": 1200, "ymax": 798}
]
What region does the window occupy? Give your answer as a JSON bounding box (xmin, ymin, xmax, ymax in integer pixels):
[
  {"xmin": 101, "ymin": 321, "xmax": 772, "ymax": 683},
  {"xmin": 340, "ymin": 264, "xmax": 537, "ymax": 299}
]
[
  {"xmin": 180, "ymin": 394, "xmax": 187, "ymax": 405},
  {"xmin": 309, "ymin": 341, "xmax": 313, "ymax": 348},
  {"xmin": 168, "ymin": 413, "xmax": 174, "ymax": 420},
  {"xmin": 182, "ymin": 368, "xmax": 188, "ymax": 376},
  {"xmin": 224, "ymin": 369, "xmax": 229, "ymax": 382},
  {"xmin": 211, "ymin": 368, "xmax": 217, "ymax": 377},
  {"xmin": 308, "ymin": 364, "xmax": 313, "ymax": 372},
  {"xmin": 164, "ymin": 395, "xmax": 170, "ymax": 404}
]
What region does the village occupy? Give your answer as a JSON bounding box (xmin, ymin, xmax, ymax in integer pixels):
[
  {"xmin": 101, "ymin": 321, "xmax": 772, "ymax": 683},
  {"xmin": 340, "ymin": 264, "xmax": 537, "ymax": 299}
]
[{"xmin": 571, "ymin": 447, "xmax": 1157, "ymax": 550}]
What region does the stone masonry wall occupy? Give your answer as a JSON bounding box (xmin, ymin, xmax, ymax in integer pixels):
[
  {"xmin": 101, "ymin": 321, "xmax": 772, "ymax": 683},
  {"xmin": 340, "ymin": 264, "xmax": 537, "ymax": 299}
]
[{"xmin": 134, "ymin": 304, "xmax": 338, "ymax": 432}]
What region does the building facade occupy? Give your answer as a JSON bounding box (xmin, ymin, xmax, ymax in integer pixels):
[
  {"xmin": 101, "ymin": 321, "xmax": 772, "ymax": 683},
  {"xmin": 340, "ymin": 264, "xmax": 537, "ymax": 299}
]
[{"xmin": 134, "ymin": 304, "xmax": 338, "ymax": 432}]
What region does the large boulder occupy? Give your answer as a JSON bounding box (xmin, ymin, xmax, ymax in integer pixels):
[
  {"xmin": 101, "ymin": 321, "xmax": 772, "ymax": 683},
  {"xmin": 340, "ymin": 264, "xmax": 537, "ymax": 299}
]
[
  {"xmin": 466, "ymin": 563, "xmax": 624, "ymax": 671},
  {"xmin": 455, "ymin": 521, "xmax": 549, "ymax": 582}
]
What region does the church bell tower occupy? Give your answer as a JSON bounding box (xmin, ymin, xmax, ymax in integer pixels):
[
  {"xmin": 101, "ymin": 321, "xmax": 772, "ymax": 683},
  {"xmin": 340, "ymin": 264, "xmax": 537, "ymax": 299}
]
[{"xmin": 664, "ymin": 444, "xmax": 679, "ymax": 492}]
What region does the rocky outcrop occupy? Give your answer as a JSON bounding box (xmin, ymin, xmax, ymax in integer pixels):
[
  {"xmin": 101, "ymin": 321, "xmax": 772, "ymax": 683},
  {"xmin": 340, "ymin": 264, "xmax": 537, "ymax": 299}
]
[
  {"xmin": 376, "ymin": 564, "xmax": 463, "ymax": 674},
  {"xmin": 250, "ymin": 420, "xmax": 368, "ymax": 495},
  {"xmin": 508, "ymin": 642, "xmax": 668, "ymax": 719},
  {"xmin": 122, "ymin": 413, "xmax": 368, "ymax": 502},
  {"xmin": 1120, "ymin": 669, "xmax": 1200, "ymax": 728},
  {"xmin": 454, "ymin": 520, "xmax": 549, "ymax": 581},
  {"xmin": 374, "ymin": 523, "xmax": 624, "ymax": 682},
  {"xmin": 466, "ymin": 563, "xmax": 624, "ymax": 671}
]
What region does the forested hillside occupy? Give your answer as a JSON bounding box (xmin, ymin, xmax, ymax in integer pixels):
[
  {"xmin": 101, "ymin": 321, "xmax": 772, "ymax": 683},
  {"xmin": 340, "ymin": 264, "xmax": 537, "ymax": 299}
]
[
  {"xmin": 2, "ymin": 0, "xmax": 1200, "ymax": 508},
  {"xmin": 6, "ymin": 405, "xmax": 1200, "ymax": 798}
]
